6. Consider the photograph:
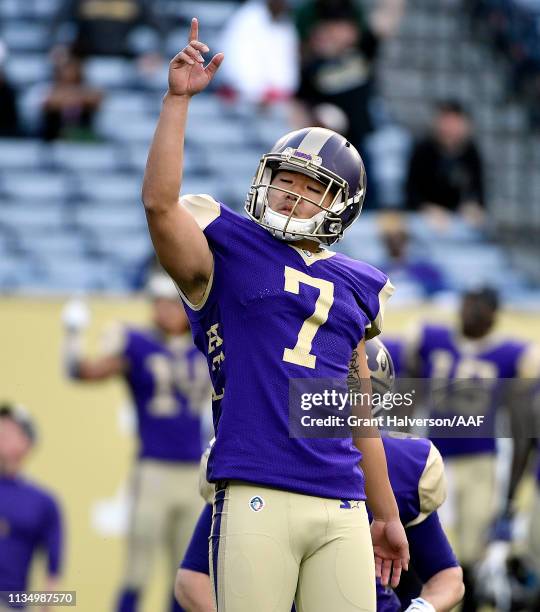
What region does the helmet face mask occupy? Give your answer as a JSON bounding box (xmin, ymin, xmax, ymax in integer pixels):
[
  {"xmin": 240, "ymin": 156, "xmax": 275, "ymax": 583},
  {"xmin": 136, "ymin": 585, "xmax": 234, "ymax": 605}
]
[{"xmin": 245, "ymin": 128, "xmax": 366, "ymax": 246}]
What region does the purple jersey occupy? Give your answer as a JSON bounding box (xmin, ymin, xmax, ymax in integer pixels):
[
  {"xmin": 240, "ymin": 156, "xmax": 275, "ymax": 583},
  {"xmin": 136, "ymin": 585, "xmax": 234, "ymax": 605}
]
[
  {"xmin": 381, "ymin": 436, "xmax": 445, "ymax": 526},
  {"xmin": 181, "ymin": 435, "xmax": 454, "ymax": 612},
  {"xmin": 376, "ymin": 435, "xmax": 455, "ymax": 611},
  {"xmin": 107, "ymin": 327, "xmax": 207, "ymax": 462},
  {"xmin": 411, "ymin": 324, "xmax": 531, "ymax": 457},
  {"xmin": 180, "ymin": 195, "xmax": 393, "ymax": 500},
  {"xmin": 0, "ymin": 476, "xmax": 63, "ymax": 599}
]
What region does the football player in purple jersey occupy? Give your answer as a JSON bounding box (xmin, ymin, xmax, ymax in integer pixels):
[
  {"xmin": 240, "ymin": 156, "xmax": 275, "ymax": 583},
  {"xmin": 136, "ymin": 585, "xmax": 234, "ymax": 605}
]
[
  {"xmin": 142, "ymin": 18, "xmax": 408, "ymax": 611},
  {"xmin": 401, "ymin": 287, "xmax": 540, "ymax": 611},
  {"xmin": 175, "ymin": 341, "xmax": 464, "ymax": 612},
  {"xmin": 61, "ymin": 274, "xmax": 211, "ymax": 612},
  {"xmin": 0, "ymin": 403, "xmax": 64, "ymax": 611}
]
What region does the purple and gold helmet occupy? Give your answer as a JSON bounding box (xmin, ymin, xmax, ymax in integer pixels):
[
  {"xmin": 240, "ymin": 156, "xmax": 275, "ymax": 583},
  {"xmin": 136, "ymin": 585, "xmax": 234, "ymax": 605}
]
[
  {"xmin": 245, "ymin": 127, "xmax": 366, "ymax": 246},
  {"xmin": 366, "ymin": 338, "xmax": 395, "ymax": 395}
]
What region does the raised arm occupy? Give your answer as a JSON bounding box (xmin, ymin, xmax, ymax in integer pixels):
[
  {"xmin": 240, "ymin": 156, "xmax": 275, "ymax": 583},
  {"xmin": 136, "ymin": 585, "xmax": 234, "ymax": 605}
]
[
  {"xmin": 61, "ymin": 300, "xmax": 127, "ymax": 381},
  {"xmin": 142, "ymin": 18, "xmax": 224, "ymax": 305}
]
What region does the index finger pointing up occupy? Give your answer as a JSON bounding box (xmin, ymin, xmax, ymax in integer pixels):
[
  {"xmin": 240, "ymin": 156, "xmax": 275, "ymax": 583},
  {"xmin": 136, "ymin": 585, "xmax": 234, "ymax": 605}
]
[{"xmin": 189, "ymin": 18, "xmax": 198, "ymax": 42}]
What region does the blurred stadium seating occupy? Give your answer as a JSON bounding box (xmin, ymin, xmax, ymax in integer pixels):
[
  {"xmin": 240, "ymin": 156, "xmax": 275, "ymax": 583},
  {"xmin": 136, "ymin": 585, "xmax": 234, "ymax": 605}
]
[{"xmin": 0, "ymin": 0, "xmax": 539, "ymax": 305}]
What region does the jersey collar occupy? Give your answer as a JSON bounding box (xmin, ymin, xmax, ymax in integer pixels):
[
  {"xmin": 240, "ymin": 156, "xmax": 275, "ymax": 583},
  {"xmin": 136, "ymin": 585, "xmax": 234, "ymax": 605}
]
[{"xmin": 287, "ymin": 244, "xmax": 337, "ymax": 267}]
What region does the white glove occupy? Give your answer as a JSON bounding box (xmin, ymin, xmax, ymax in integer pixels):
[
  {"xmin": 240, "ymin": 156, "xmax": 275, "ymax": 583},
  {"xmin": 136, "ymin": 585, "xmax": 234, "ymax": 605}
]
[
  {"xmin": 474, "ymin": 541, "xmax": 511, "ymax": 609},
  {"xmin": 61, "ymin": 299, "xmax": 90, "ymax": 378},
  {"xmin": 405, "ymin": 597, "xmax": 436, "ymax": 612},
  {"xmin": 62, "ymin": 299, "xmax": 90, "ymax": 332}
]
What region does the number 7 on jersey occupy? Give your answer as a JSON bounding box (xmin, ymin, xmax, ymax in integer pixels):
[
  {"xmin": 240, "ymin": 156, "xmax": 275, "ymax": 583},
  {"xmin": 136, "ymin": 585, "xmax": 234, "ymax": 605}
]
[{"xmin": 282, "ymin": 266, "xmax": 335, "ymax": 369}]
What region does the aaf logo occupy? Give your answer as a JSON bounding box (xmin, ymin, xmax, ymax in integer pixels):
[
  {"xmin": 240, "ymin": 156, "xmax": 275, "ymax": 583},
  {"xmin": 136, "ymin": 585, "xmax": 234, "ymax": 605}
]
[
  {"xmin": 249, "ymin": 496, "xmax": 265, "ymax": 512},
  {"xmin": 339, "ymin": 500, "xmax": 363, "ymax": 510}
]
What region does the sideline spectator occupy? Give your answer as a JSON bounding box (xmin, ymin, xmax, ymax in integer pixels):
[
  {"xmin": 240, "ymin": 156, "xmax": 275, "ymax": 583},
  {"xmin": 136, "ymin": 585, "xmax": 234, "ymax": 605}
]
[
  {"xmin": 52, "ymin": 0, "xmax": 163, "ymax": 58},
  {"xmin": 219, "ymin": 0, "xmax": 299, "ymax": 106},
  {"xmin": 293, "ymin": 0, "xmax": 405, "ymax": 208},
  {"xmin": 0, "ymin": 40, "xmax": 20, "ymax": 137},
  {"xmin": 406, "ymin": 100, "xmax": 485, "ymax": 224},
  {"xmin": 41, "ymin": 50, "xmax": 103, "ymax": 142}
]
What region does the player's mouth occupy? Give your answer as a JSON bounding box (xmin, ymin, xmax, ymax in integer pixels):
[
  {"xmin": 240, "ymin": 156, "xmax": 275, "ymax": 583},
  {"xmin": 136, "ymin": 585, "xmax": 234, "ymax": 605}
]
[{"xmin": 277, "ymin": 204, "xmax": 295, "ymax": 215}]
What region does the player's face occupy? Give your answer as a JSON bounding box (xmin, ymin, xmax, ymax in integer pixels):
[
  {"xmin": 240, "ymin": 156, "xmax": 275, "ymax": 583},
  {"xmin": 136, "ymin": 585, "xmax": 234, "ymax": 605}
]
[
  {"xmin": 152, "ymin": 298, "xmax": 190, "ymax": 335},
  {"xmin": 267, "ymin": 171, "xmax": 335, "ymax": 219},
  {"xmin": 460, "ymin": 296, "xmax": 496, "ymax": 338},
  {"xmin": 0, "ymin": 418, "xmax": 32, "ymax": 475}
]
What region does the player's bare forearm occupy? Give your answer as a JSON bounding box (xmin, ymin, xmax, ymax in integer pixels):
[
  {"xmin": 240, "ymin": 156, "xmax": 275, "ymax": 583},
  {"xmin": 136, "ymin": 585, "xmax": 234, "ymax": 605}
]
[
  {"xmin": 76, "ymin": 356, "xmax": 126, "ymax": 381},
  {"xmin": 348, "ymin": 341, "xmax": 399, "ymax": 520},
  {"xmin": 349, "ymin": 340, "xmax": 408, "ymax": 587},
  {"xmin": 419, "ymin": 567, "xmax": 465, "ymax": 611},
  {"xmin": 357, "ymin": 437, "xmax": 399, "ymax": 520},
  {"xmin": 142, "ymin": 93, "xmax": 189, "ymax": 212}
]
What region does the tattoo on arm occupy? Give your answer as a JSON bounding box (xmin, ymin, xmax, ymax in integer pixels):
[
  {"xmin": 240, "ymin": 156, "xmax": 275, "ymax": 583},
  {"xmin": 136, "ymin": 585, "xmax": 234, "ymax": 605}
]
[{"xmin": 347, "ymin": 349, "xmax": 362, "ymax": 393}]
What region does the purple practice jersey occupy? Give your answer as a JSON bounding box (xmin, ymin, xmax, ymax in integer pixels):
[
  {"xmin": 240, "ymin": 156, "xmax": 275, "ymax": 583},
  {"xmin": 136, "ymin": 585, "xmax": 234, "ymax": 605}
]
[
  {"xmin": 180, "ymin": 195, "xmax": 393, "ymax": 500},
  {"xmin": 411, "ymin": 324, "xmax": 533, "ymax": 457},
  {"xmin": 181, "ymin": 435, "xmax": 455, "ymax": 611},
  {"xmin": 376, "ymin": 435, "xmax": 456, "ymax": 611},
  {"xmin": 0, "ymin": 476, "xmax": 62, "ymax": 601},
  {"xmin": 105, "ymin": 326, "xmax": 207, "ymax": 462}
]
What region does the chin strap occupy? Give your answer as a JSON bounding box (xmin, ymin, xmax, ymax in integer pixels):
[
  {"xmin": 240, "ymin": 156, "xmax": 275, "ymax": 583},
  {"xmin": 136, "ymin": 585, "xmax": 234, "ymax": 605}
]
[{"xmin": 261, "ymin": 208, "xmax": 318, "ymax": 243}]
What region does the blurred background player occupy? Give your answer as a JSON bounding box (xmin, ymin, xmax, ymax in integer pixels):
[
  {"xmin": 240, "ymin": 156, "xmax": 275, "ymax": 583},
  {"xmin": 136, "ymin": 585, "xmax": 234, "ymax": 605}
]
[
  {"xmin": 0, "ymin": 403, "xmax": 64, "ymax": 612},
  {"xmin": 61, "ymin": 273, "xmax": 211, "ymax": 612},
  {"xmin": 377, "ymin": 214, "xmax": 448, "ymax": 303},
  {"xmin": 175, "ymin": 340, "xmax": 464, "ymax": 612},
  {"xmin": 474, "ymin": 384, "xmax": 540, "ymax": 611},
  {"xmin": 396, "ymin": 286, "xmax": 540, "ymax": 611}
]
